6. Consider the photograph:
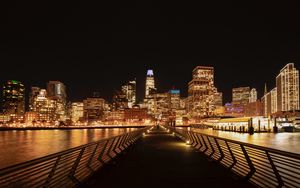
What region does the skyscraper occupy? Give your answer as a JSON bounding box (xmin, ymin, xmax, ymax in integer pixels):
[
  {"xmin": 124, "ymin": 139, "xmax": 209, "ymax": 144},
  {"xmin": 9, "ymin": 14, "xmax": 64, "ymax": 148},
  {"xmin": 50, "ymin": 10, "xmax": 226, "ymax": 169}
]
[
  {"xmin": 122, "ymin": 80, "xmax": 136, "ymax": 108},
  {"xmin": 46, "ymin": 81, "xmax": 67, "ymax": 121},
  {"xmin": 188, "ymin": 66, "xmax": 216, "ymax": 117},
  {"xmin": 32, "ymin": 89, "xmax": 57, "ymax": 122},
  {"xmin": 2, "ymin": 80, "xmax": 25, "ymax": 115},
  {"xmin": 276, "ymin": 63, "xmax": 299, "ymax": 112},
  {"xmin": 249, "ymin": 88, "xmax": 257, "ymax": 103},
  {"xmin": 29, "ymin": 87, "xmax": 41, "ymax": 111},
  {"xmin": 232, "ymin": 87, "xmax": 250, "ymax": 106},
  {"xmin": 145, "ymin": 69, "xmax": 156, "ymax": 98}
]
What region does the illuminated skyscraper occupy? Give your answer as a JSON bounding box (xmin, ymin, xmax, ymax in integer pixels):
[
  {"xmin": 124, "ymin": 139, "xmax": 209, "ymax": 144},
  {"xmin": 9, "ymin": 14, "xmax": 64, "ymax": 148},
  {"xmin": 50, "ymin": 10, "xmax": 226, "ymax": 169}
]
[
  {"xmin": 122, "ymin": 80, "xmax": 136, "ymax": 108},
  {"xmin": 276, "ymin": 63, "xmax": 299, "ymax": 112},
  {"xmin": 249, "ymin": 88, "xmax": 257, "ymax": 103},
  {"xmin": 32, "ymin": 89, "xmax": 57, "ymax": 122},
  {"xmin": 2, "ymin": 80, "xmax": 25, "ymax": 115},
  {"xmin": 83, "ymin": 97, "xmax": 106, "ymax": 122},
  {"xmin": 188, "ymin": 66, "xmax": 216, "ymax": 117},
  {"xmin": 71, "ymin": 102, "xmax": 84, "ymax": 123},
  {"xmin": 29, "ymin": 87, "xmax": 41, "ymax": 111},
  {"xmin": 46, "ymin": 81, "xmax": 67, "ymax": 121},
  {"xmin": 145, "ymin": 69, "xmax": 156, "ymax": 98},
  {"xmin": 232, "ymin": 87, "xmax": 250, "ymax": 106}
]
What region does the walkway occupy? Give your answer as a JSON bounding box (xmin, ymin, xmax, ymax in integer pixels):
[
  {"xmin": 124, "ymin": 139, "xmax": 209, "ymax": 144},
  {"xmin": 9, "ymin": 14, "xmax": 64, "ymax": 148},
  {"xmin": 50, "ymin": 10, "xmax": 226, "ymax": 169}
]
[{"xmin": 82, "ymin": 127, "xmax": 254, "ymax": 188}]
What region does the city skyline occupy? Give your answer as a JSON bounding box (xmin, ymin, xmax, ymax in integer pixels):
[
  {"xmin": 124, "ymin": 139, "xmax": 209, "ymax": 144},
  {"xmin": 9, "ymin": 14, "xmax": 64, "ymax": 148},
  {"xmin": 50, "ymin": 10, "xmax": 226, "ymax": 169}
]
[{"xmin": 1, "ymin": 62, "xmax": 299, "ymax": 104}]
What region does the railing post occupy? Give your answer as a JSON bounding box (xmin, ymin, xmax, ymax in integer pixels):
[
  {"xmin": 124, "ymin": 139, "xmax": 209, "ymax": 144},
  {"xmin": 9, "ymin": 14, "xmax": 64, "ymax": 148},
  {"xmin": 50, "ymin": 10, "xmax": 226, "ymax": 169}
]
[
  {"xmin": 86, "ymin": 143, "xmax": 100, "ymax": 172},
  {"xmin": 194, "ymin": 133, "xmax": 203, "ymax": 150},
  {"xmin": 206, "ymin": 136, "xmax": 215, "ymax": 158},
  {"xmin": 266, "ymin": 151, "xmax": 284, "ymax": 188},
  {"xmin": 43, "ymin": 156, "xmax": 61, "ymax": 188},
  {"xmin": 225, "ymin": 141, "xmax": 237, "ymax": 169},
  {"xmin": 214, "ymin": 138, "xmax": 224, "ymax": 162},
  {"xmin": 112, "ymin": 136, "xmax": 122, "ymax": 155},
  {"xmin": 240, "ymin": 145, "xmax": 256, "ymax": 181},
  {"xmin": 106, "ymin": 137, "xmax": 117, "ymax": 160},
  {"xmin": 68, "ymin": 148, "xmax": 85, "ymax": 185},
  {"xmin": 200, "ymin": 135, "xmax": 208, "ymax": 153},
  {"xmin": 98, "ymin": 140, "xmax": 110, "ymax": 164}
]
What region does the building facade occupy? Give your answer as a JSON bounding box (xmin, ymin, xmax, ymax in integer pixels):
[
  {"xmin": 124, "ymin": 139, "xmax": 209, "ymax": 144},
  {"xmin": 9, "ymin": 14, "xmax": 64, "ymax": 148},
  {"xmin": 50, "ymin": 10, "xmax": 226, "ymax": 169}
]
[
  {"xmin": 188, "ymin": 66, "xmax": 216, "ymax": 117},
  {"xmin": 145, "ymin": 69, "xmax": 156, "ymax": 98},
  {"xmin": 249, "ymin": 88, "xmax": 257, "ymax": 103},
  {"xmin": 2, "ymin": 80, "xmax": 25, "ymax": 115},
  {"xmin": 46, "ymin": 81, "xmax": 67, "ymax": 121},
  {"xmin": 276, "ymin": 63, "xmax": 299, "ymax": 112},
  {"xmin": 232, "ymin": 87, "xmax": 250, "ymax": 106},
  {"xmin": 71, "ymin": 102, "xmax": 84, "ymax": 123},
  {"xmin": 122, "ymin": 80, "xmax": 136, "ymax": 108}
]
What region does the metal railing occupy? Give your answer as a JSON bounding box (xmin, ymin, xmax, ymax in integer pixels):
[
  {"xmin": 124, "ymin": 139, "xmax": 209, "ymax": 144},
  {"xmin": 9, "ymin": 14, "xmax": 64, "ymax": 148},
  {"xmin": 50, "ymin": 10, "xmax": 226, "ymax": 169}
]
[
  {"xmin": 170, "ymin": 127, "xmax": 300, "ymax": 188},
  {"xmin": 0, "ymin": 128, "xmax": 148, "ymax": 188}
]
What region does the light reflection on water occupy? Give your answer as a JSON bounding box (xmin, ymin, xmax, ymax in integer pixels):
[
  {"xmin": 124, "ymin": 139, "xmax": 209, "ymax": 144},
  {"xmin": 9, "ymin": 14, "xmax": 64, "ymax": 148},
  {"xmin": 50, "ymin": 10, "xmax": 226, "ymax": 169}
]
[
  {"xmin": 0, "ymin": 128, "xmax": 135, "ymax": 169},
  {"xmin": 192, "ymin": 128, "xmax": 300, "ymax": 154}
]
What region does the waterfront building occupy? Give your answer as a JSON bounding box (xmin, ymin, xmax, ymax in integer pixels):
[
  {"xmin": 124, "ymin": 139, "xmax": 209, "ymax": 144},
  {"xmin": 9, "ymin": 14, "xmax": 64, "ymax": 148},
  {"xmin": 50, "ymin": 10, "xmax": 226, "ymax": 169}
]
[
  {"xmin": 232, "ymin": 87, "xmax": 250, "ymax": 106},
  {"xmin": 112, "ymin": 90, "xmax": 128, "ymax": 110},
  {"xmin": 276, "ymin": 63, "xmax": 299, "ymax": 112},
  {"xmin": 46, "ymin": 81, "xmax": 67, "ymax": 121},
  {"xmin": 24, "ymin": 112, "xmax": 38, "ymax": 125},
  {"xmin": 213, "ymin": 91, "xmax": 223, "ymax": 107},
  {"xmin": 271, "ymin": 88, "xmax": 277, "ymax": 114},
  {"xmin": 71, "ymin": 102, "xmax": 84, "ymax": 123},
  {"xmin": 122, "ymin": 80, "xmax": 136, "ymax": 108},
  {"xmin": 32, "ymin": 89, "xmax": 57, "ymax": 122},
  {"xmin": 249, "ymin": 88, "xmax": 257, "ymax": 103},
  {"xmin": 124, "ymin": 105, "xmax": 150, "ymax": 124},
  {"xmin": 2, "ymin": 80, "xmax": 25, "ymax": 115},
  {"xmin": 83, "ymin": 97, "xmax": 106, "ymax": 122},
  {"xmin": 169, "ymin": 89, "xmax": 181, "ymax": 110},
  {"xmin": 245, "ymin": 101, "xmax": 263, "ymax": 117},
  {"xmin": 188, "ymin": 66, "xmax": 216, "ymax": 117},
  {"xmin": 145, "ymin": 69, "xmax": 156, "ymax": 98},
  {"xmin": 29, "ymin": 87, "xmax": 41, "ymax": 111}
]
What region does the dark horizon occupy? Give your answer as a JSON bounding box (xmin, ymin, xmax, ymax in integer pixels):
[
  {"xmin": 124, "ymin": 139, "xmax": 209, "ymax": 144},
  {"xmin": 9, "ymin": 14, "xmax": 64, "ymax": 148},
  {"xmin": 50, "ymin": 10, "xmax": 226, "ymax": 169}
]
[{"xmin": 1, "ymin": 1, "xmax": 299, "ymax": 103}]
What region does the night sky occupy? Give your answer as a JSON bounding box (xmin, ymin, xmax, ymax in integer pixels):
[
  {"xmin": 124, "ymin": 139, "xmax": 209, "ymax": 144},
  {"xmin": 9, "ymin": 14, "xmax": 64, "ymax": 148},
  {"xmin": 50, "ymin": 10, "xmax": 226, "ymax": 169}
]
[{"xmin": 1, "ymin": 1, "xmax": 299, "ymax": 103}]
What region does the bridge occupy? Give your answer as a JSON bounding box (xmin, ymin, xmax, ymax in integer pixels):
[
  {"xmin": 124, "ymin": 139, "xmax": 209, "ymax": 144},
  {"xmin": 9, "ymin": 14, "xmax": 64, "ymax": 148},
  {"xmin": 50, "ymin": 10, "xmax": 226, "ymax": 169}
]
[{"xmin": 0, "ymin": 126, "xmax": 299, "ymax": 188}]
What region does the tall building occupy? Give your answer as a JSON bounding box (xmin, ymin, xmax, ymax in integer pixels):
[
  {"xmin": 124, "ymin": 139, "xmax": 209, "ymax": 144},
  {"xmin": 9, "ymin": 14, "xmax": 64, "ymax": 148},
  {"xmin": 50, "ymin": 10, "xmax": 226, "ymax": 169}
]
[
  {"xmin": 29, "ymin": 87, "xmax": 41, "ymax": 111},
  {"xmin": 213, "ymin": 92, "xmax": 223, "ymax": 107},
  {"xmin": 71, "ymin": 102, "xmax": 84, "ymax": 123},
  {"xmin": 145, "ymin": 69, "xmax": 156, "ymax": 98},
  {"xmin": 2, "ymin": 80, "xmax": 25, "ymax": 115},
  {"xmin": 232, "ymin": 87, "xmax": 250, "ymax": 106},
  {"xmin": 32, "ymin": 89, "xmax": 57, "ymax": 122},
  {"xmin": 188, "ymin": 66, "xmax": 216, "ymax": 117},
  {"xmin": 249, "ymin": 88, "xmax": 257, "ymax": 103},
  {"xmin": 276, "ymin": 63, "xmax": 299, "ymax": 112},
  {"xmin": 270, "ymin": 87, "xmax": 277, "ymax": 114},
  {"xmin": 169, "ymin": 90, "xmax": 181, "ymax": 110},
  {"xmin": 122, "ymin": 80, "xmax": 136, "ymax": 108},
  {"xmin": 83, "ymin": 97, "xmax": 106, "ymax": 122},
  {"xmin": 46, "ymin": 81, "xmax": 67, "ymax": 121},
  {"xmin": 112, "ymin": 90, "xmax": 128, "ymax": 110}
]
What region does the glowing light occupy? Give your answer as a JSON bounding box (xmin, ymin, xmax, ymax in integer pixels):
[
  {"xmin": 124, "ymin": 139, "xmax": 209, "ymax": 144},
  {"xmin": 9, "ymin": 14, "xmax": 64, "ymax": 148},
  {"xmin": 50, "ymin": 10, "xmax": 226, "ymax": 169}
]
[
  {"xmin": 186, "ymin": 140, "xmax": 191, "ymax": 144},
  {"xmin": 147, "ymin": 70, "xmax": 154, "ymax": 76}
]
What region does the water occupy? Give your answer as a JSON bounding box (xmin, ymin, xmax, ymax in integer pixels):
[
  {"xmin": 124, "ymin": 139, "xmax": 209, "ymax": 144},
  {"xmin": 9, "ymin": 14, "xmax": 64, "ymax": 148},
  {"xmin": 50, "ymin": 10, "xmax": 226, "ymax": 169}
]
[
  {"xmin": 192, "ymin": 128, "xmax": 300, "ymax": 154},
  {"xmin": 0, "ymin": 128, "xmax": 135, "ymax": 169}
]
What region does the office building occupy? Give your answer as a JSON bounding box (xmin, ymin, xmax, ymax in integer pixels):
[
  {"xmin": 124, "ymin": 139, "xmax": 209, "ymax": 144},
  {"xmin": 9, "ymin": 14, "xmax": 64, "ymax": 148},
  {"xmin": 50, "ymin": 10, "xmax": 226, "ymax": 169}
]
[
  {"xmin": 276, "ymin": 63, "xmax": 299, "ymax": 112},
  {"xmin": 188, "ymin": 66, "xmax": 216, "ymax": 117},
  {"xmin": 145, "ymin": 69, "xmax": 156, "ymax": 98},
  {"xmin": 2, "ymin": 80, "xmax": 25, "ymax": 115}
]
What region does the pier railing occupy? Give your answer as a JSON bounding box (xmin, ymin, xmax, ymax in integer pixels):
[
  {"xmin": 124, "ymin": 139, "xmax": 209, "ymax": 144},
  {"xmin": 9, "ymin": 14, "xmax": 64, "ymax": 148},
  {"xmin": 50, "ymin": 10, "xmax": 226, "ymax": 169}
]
[
  {"xmin": 0, "ymin": 127, "xmax": 148, "ymax": 188},
  {"xmin": 170, "ymin": 127, "xmax": 300, "ymax": 188}
]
